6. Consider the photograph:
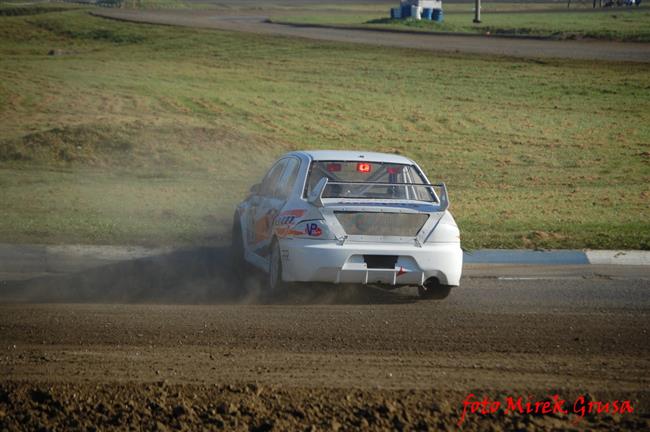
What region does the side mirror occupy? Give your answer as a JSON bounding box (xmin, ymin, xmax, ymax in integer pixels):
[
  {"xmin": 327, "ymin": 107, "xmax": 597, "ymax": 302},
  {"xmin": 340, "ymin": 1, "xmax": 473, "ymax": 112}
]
[
  {"xmin": 249, "ymin": 183, "xmax": 260, "ymax": 194},
  {"xmin": 307, "ymin": 177, "xmax": 328, "ymax": 207}
]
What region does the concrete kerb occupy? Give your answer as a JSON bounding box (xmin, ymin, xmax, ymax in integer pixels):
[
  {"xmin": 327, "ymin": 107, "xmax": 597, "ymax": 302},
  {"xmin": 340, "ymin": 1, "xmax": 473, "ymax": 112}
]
[
  {"xmin": 584, "ymin": 250, "xmax": 650, "ymax": 266},
  {"xmin": 464, "ymin": 249, "xmax": 650, "ymax": 266}
]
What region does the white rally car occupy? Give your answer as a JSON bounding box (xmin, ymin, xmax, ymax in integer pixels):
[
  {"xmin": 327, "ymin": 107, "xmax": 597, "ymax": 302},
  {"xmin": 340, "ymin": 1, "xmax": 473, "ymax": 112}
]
[{"xmin": 232, "ymin": 150, "xmax": 462, "ymax": 299}]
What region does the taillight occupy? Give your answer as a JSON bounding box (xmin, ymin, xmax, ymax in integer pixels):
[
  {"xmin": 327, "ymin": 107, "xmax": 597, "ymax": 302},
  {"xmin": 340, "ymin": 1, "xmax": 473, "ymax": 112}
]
[{"xmin": 357, "ymin": 162, "xmax": 371, "ymax": 173}]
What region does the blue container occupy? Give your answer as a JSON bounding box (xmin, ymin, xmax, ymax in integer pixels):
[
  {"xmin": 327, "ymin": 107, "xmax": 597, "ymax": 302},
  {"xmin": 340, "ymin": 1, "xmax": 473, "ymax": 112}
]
[
  {"xmin": 401, "ymin": 5, "xmax": 411, "ymax": 18},
  {"xmin": 432, "ymin": 8, "xmax": 444, "ymax": 22},
  {"xmin": 421, "ymin": 8, "xmax": 433, "ymax": 20}
]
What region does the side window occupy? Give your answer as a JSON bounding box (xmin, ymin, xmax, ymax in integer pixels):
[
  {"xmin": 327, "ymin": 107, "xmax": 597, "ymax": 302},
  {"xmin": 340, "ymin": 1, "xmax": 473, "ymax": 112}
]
[
  {"xmin": 259, "ymin": 160, "xmax": 287, "ymax": 197},
  {"xmin": 276, "ymin": 158, "xmax": 300, "ymax": 200}
]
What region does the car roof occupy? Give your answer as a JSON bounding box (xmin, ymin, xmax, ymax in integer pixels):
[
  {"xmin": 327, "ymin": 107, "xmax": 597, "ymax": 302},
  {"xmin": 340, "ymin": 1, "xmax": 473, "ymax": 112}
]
[{"xmin": 291, "ymin": 150, "xmax": 415, "ymax": 165}]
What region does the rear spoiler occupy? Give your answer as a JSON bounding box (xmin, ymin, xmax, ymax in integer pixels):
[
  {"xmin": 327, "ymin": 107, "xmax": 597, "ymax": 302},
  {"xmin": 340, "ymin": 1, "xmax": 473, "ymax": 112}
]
[{"xmin": 307, "ymin": 178, "xmax": 449, "ymax": 211}]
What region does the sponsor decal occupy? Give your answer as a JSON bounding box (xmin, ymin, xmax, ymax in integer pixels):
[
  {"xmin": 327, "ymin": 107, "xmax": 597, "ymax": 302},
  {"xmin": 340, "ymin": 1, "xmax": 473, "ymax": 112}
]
[
  {"xmin": 274, "ymin": 209, "xmax": 307, "ymax": 227},
  {"xmin": 253, "ymin": 208, "xmax": 278, "ymax": 244},
  {"xmin": 274, "ymin": 215, "xmax": 297, "ymax": 226},
  {"xmin": 274, "ymin": 227, "xmax": 304, "ymax": 238},
  {"xmin": 396, "ymin": 266, "xmax": 407, "ymax": 277},
  {"xmin": 305, "ymin": 223, "xmax": 322, "ymax": 237},
  {"xmin": 280, "ymin": 209, "xmax": 306, "ymax": 217}
]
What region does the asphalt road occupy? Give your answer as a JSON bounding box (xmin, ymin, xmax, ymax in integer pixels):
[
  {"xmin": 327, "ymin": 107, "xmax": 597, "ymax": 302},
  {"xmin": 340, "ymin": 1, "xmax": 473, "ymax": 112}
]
[
  {"xmin": 1, "ymin": 245, "xmax": 649, "ymax": 429},
  {"xmin": 93, "ymin": 9, "xmax": 650, "ymax": 62}
]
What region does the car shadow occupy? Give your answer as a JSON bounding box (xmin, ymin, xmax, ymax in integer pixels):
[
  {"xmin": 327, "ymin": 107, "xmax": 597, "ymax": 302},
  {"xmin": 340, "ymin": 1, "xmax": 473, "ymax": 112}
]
[{"xmin": 0, "ymin": 246, "xmax": 417, "ymax": 305}]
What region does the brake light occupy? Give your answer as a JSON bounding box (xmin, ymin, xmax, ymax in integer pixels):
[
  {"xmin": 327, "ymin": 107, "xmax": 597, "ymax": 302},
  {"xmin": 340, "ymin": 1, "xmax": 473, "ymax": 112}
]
[
  {"xmin": 327, "ymin": 163, "xmax": 341, "ymax": 172},
  {"xmin": 357, "ymin": 163, "xmax": 371, "ymax": 173}
]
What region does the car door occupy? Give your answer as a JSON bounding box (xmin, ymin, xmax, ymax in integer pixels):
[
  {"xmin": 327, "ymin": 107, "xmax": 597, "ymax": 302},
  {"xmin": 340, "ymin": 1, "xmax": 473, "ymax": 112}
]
[{"xmin": 248, "ymin": 158, "xmax": 289, "ymax": 258}]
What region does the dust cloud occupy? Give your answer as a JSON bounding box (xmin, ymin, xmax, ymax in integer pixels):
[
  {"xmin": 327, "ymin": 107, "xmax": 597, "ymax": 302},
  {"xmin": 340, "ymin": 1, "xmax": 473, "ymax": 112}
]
[{"xmin": 0, "ymin": 245, "xmax": 418, "ymax": 305}]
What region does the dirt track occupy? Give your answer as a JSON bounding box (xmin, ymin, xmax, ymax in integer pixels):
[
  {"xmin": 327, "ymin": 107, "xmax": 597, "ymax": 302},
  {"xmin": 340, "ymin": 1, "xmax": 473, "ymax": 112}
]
[
  {"xmin": 1, "ymin": 245, "xmax": 649, "ymax": 430},
  {"xmin": 2, "ymin": 6, "xmax": 650, "ymax": 426},
  {"xmin": 93, "ymin": 9, "xmax": 650, "ymax": 62}
]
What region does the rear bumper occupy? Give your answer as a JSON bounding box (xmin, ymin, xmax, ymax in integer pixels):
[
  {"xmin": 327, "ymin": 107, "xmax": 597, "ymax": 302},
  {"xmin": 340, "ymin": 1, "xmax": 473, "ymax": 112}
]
[{"xmin": 280, "ymin": 238, "xmax": 462, "ymax": 286}]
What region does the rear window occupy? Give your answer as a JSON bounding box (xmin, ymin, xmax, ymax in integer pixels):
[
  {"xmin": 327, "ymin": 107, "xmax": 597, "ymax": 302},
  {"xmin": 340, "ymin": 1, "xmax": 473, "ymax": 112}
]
[{"xmin": 304, "ymin": 161, "xmax": 436, "ymax": 202}]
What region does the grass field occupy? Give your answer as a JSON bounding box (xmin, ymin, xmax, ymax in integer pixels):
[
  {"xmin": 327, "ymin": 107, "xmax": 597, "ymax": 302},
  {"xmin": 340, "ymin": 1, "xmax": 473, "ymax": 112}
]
[
  {"xmin": 0, "ymin": 6, "xmax": 649, "ymax": 249},
  {"xmin": 272, "ymin": 6, "xmax": 650, "ymax": 42}
]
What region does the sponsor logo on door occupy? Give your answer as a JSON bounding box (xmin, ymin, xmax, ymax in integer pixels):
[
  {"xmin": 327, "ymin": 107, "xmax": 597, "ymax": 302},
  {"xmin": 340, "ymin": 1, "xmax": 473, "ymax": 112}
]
[{"xmin": 305, "ymin": 223, "xmax": 322, "ymax": 237}]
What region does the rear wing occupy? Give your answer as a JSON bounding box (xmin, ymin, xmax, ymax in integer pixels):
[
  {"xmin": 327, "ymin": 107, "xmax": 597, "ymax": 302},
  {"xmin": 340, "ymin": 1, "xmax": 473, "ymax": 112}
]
[{"xmin": 308, "ymin": 178, "xmax": 449, "ymax": 211}]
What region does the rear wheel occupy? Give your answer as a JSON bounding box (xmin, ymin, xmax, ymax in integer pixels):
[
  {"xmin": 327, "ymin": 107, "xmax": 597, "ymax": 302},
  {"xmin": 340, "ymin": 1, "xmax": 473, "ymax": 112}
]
[
  {"xmin": 268, "ymin": 238, "xmax": 287, "ymax": 295},
  {"xmin": 230, "ymin": 218, "xmax": 244, "ymax": 266},
  {"xmin": 231, "ymin": 214, "xmax": 247, "ymax": 275},
  {"xmin": 418, "ymin": 279, "xmax": 452, "ymax": 300}
]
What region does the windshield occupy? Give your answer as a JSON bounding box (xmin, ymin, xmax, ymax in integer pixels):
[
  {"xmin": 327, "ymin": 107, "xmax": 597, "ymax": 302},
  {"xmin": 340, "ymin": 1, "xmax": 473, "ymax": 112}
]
[{"xmin": 304, "ymin": 161, "xmax": 437, "ymax": 202}]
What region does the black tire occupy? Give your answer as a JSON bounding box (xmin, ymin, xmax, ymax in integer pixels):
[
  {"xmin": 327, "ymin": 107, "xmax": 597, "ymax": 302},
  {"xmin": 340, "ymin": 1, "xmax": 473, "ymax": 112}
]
[
  {"xmin": 268, "ymin": 238, "xmax": 287, "ymax": 295},
  {"xmin": 231, "ymin": 214, "xmax": 246, "ymax": 274},
  {"xmin": 418, "ymin": 280, "xmax": 452, "ymax": 300}
]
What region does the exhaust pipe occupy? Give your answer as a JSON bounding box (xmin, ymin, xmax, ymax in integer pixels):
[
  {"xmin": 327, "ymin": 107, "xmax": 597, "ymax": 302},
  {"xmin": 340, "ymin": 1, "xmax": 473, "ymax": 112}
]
[
  {"xmin": 419, "ymin": 277, "xmax": 451, "ymax": 300},
  {"xmin": 423, "ymin": 277, "xmax": 440, "ymax": 289}
]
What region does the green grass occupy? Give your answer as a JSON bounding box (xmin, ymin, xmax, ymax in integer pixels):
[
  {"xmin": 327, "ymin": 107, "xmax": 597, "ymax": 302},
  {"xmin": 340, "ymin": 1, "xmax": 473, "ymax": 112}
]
[
  {"xmin": 0, "ymin": 7, "xmax": 649, "ymax": 249},
  {"xmin": 0, "ymin": 2, "xmax": 82, "ymax": 15},
  {"xmin": 273, "ymin": 7, "xmax": 650, "ymax": 42}
]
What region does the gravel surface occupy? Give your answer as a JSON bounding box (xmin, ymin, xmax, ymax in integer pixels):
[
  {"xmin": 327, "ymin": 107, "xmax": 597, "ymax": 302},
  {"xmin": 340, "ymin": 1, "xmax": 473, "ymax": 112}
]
[{"xmin": 1, "ymin": 255, "xmax": 649, "ymax": 430}]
